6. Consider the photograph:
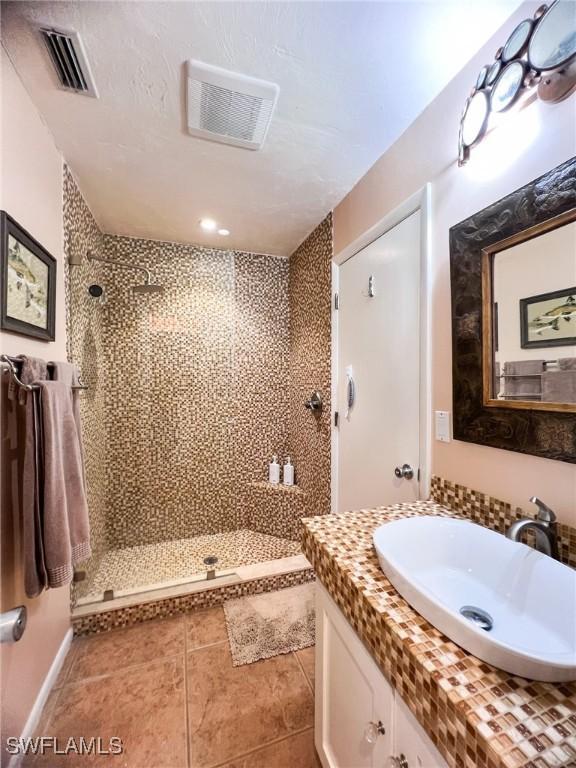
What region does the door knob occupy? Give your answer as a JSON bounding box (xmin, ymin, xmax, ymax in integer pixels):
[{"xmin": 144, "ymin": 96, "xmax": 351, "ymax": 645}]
[{"xmin": 394, "ymin": 464, "xmax": 414, "ymax": 480}]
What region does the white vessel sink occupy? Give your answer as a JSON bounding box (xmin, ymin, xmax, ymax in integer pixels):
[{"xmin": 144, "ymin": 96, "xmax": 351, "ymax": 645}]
[{"xmin": 373, "ymin": 516, "xmax": 576, "ymax": 682}]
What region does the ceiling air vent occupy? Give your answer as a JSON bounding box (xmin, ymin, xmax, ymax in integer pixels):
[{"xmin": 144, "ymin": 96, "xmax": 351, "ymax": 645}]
[
  {"xmin": 39, "ymin": 26, "xmax": 98, "ymax": 97},
  {"xmin": 186, "ymin": 60, "xmax": 279, "ymax": 150}
]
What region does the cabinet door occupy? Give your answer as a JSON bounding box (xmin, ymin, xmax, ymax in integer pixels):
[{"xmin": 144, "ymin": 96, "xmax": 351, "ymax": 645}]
[
  {"xmin": 315, "ymin": 583, "xmax": 393, "ymax": 768},
  {"xmin": 392, "ymin": 696, "xmax": 448, "ymax": 768}
]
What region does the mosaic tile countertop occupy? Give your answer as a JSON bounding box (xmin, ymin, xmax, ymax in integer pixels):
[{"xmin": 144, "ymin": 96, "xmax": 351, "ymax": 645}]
[{"xmin": 302, "ymin": 501, "xmax": 576, "ymax": 768}]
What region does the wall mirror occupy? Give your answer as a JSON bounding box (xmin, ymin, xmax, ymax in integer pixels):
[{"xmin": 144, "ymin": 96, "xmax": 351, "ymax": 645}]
[
  {"xmin": 450, "ymin": 157, "xmax": 576, "ymax": 463},
  {"xmin": 484, "ymin": 212, "xmax": 576, "ymax": 411}
]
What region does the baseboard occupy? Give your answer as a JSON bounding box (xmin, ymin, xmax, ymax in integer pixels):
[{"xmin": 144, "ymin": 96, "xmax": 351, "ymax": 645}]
[{"xmin": 7, "ymin": 626, "xmax": 73, "ymax": 768}]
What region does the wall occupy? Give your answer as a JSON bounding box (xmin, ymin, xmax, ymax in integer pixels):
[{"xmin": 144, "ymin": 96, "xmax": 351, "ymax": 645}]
[
  {"xmin": 288, "ymin": 215, "xmax": 333, "ymax": 517},
  {"xmin": 0, "ymin": 47, "xmax": 70, "ymax": 746},
  {"xmin": 333, "ymin": 2, "xmax": 576, "ymax": 524}
]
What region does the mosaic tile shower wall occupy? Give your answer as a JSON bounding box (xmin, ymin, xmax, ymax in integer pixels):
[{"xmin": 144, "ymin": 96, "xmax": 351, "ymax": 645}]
[
  {"xmin": 288, "ymin": 215, "xmax": 333, "ymax": 518},
  {"xmin": 98, "ymin": 235, "xmax": 291, "ymax": 549},
  {"xmin": 65, "ymin": 174, "xmax": 334, "ymax": 592},
  {"xmin": 63, "ymin": 167, "xmax": 108, "ymax": 584}
]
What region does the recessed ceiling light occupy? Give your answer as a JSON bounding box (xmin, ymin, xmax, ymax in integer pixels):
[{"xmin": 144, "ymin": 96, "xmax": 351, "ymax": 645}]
[
  {"xmin": 218, "ymin": 228, "xmax": 230, "ymax": 236},
  {"xmin": 200, "ymin": 218, "xmax": 217, "ymax": 231}
]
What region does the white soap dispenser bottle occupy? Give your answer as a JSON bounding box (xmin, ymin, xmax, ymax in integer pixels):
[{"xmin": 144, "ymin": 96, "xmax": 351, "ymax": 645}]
[
  {"xmin": 269, "ymin": 454, "xmax": 280, "ymax": 485},
  {"xmin": 283, "ymin": 456, "xmax": 294, "ymax": 486}
]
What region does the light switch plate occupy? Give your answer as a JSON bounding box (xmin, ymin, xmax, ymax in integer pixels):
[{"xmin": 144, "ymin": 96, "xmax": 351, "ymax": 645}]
[{"xmin": 435, "ymin": 410, "xmax": 451, "ymax": 442}]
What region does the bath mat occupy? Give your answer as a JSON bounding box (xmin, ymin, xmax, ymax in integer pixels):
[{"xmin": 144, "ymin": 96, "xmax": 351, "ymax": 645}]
[{"xmin": 223, "ymin": 582, "xmax": 315, "ymax": 666}]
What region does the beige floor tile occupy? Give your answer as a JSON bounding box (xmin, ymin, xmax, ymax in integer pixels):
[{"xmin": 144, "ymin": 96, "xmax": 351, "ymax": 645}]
[
  {"xmin": 186, "ymin": 607, "xmax": 228, "ymax": 649},
  {"xmin": 187, "ymin": 642, "xmax": 314, "ymax": 768},
  {"xmin": 68, "ymin": 616, "xmax": 184, "ymax": 682},
  {"xmin": 219, "ymin": 729, "xmax": 321, "ymax": 768},
  {"xmin": 296, "ymin": 646, "xmax": 315, "ymax": 691},
  {"xmin": 29, "ymin": 659, "xmax": 187, "ymax": 767}
]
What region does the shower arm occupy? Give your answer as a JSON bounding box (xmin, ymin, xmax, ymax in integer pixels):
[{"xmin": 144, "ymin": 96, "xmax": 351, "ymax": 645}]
[{"xmin": 86, "ymin": 251, "xmax": 153, "ymax": 285}]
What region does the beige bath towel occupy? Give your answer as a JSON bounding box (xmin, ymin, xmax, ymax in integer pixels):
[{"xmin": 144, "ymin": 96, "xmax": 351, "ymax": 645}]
[
  {"xmin": 19, "ymin": 356, "xmax": 48, "ymax": 598},
  {"xmin": 542, "ymin": 370, "xmax": 576, "ymax": 404},
  {"xmin": 502, "ymin": 360, "xmax": 544, "ymax": 399},
  {"xmin": 52, "ymin": 361, "xmax": 85, "ymax": 488},
  {"xmin": 38, "ymin": 381, "xmax": 91, "ymax": 588}
]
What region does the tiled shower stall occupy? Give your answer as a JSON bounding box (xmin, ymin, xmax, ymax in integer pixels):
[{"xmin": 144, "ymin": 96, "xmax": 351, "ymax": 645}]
[{"xmin": 63, "ymin": 168, "xmax": 332, "ymax": 606}]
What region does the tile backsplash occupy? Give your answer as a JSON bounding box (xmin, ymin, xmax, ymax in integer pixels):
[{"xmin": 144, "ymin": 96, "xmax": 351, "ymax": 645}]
[{"xmin": 430, "ymin": 476, "xmax": 576, "ymax": 569}]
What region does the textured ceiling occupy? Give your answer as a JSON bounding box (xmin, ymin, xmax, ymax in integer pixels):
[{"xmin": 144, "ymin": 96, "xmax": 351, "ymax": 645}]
[{"xmin": 2, "ymin": 1, "xmax": 521, "ymax": 255}]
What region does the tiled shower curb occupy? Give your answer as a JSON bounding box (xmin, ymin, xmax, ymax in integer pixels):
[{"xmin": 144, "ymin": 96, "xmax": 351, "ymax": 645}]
[{"xmin": 72, "ymin": 567, "xmax": 315, "ymax": 636}]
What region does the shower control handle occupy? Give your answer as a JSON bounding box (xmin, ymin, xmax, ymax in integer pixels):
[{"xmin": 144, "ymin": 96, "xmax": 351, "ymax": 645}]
[
  {"xmin": 394, "ymin": 464, "xmax": 414, "ymax": 480},
  {"xmin": 305, "ymin": 391, "xmax": 323, "ymax": 412}
]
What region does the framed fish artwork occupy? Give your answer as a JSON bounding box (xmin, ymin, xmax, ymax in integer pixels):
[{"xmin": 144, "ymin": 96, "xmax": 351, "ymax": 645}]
[
  {"xmin": 520, "ymin": 287, "xmax": 576, "ymax": 349},
  {"xmin": 0, "ymin": 211, "xmax": 57, "ymax": 341}
]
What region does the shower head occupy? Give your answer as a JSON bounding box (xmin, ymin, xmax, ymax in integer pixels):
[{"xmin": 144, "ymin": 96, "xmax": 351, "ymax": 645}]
[
  {"xmin": 133, "ymin": 283, "xmax": 164, "ymax": 294},
  {"xmin": 87, "ymin": 283, "xmax": 107, "ymax": 304}
]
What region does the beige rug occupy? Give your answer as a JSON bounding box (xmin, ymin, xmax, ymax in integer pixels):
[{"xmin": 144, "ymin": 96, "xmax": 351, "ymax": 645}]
[{"xmin": 223, "ymin": 583, "xmax": 315, "ymax": 666}]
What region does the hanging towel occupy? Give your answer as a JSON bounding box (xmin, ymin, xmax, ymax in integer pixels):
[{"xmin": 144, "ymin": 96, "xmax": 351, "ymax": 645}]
[
  {"xmin": 542, "ymin": 370, "xmax": 576, "ymax": 404},
  {"xmin": 502, "ymin": 360, "xmax": 544, "ymax": 399},
  {"xmin": 19, "ymin": 356, "xmax": 48, "ymax": 598},
  {"xmin": 38, "ymin": 380, "xmax": 91, "ymax": 588},
  {"xmin": 51, "ymin": 361, "xmax": 85, "ymax": 488}
]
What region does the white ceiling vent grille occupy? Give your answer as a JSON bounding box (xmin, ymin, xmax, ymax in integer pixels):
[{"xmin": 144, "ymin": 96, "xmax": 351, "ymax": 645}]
[
  {"xmin": 186, "ymin": 60, "xmax": 279, "ymax": 150},
  {"xmin": 39, "ymin": 26, "xmax": 98, "ymax": 98}
]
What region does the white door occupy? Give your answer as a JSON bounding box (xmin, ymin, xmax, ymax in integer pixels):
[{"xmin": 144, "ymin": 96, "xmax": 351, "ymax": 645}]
[
  {"xmin": 315, "ymin": 584, "xmax": 393, "ymax": 768},
  {"xmin": 338, "ymin": 211, "xmax": 421, "ymax": 512}
]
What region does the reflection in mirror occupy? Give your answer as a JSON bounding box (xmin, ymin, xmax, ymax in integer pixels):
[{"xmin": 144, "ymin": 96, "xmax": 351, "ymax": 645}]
[
  {"xmin": 490, "ymin": 218, "xmax": 576, "ymax": 406},
  {"xmin": 528, "ymin": 0, "xmax": 576, "ymax": 72}
]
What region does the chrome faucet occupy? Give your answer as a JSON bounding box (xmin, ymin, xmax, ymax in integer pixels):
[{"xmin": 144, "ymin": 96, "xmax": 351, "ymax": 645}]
[{"xmin": 505, "ymin": 497, "xmax": 559, "ymax": 560}]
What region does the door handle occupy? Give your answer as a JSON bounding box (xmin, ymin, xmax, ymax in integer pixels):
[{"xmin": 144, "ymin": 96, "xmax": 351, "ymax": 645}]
[
  {"xmin": 0, "ymin": 606, "xmax": 27, "ymax": 643},
  {"xmin": 394, "ymin": 464, "xmax": 414, "ymax": 480},
  {"xmin": 345, "ymin": 365, "xmax": 355, "ymax": 418}
]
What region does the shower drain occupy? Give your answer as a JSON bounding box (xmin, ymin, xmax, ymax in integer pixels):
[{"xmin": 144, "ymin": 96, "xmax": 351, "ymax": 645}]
[{"xmin": 459, "ymin": 605, "xmax": 493, "ymax": 631}]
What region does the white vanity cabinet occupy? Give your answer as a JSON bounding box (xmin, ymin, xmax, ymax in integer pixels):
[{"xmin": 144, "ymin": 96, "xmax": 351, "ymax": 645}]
[
  {"xmin": 315, "ymin": 583, "xmax": 448, "ymax": 768},
  {"xmin": 393, "ymin": 696, "xmax": 448, "ymax": 768}
]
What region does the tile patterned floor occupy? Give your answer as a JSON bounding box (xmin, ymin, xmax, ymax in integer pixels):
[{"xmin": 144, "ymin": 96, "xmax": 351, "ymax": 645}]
[
  {"xmin": 25, "ymin": 607, "xmax": 320, "ymax": 768},
  {"xmin": 76, "ymin": 530, "xmax": 302, "ymax": 602}
]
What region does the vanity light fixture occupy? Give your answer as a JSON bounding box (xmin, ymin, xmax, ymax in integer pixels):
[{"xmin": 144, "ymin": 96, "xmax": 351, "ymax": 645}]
[{"xmin": 459, "ymin": 0, "xmax": 576, "ymax": 166}]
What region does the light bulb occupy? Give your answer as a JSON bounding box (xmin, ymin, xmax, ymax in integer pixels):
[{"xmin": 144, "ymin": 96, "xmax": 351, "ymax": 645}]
[{"xmin": 200, "ymin": 218, "xmax": 217, "ymax": 232}]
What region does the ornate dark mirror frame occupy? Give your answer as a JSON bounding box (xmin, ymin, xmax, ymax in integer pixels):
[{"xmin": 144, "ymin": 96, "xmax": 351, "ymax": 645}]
[{"xmin": 450, "ymin": 156, "xmax": 576, "ymax": 463}]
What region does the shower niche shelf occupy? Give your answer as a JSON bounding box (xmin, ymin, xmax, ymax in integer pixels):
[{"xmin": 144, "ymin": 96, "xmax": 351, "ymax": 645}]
[{"xmin": 249, "ymin": 480, "xmax": 306, "ymax": 495}]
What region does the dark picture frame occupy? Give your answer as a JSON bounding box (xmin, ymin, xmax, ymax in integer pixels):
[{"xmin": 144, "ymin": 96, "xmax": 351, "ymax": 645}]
[
  {"xmin": 1, "ymin": 211, "xmax": 56, "ymax": 341},
  {"xmin": 449, "ymin": 157, "xmax": 576, "ymax": 464},
  {"xmin": 520, "ymin": 287, "xmax": 576, "ymax": 349}
]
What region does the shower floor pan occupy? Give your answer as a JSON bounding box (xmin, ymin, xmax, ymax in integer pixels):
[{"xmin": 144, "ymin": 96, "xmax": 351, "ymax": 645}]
[{"xmin": 74, "ymin": 528, "xmax": 302, "ymax": 607}]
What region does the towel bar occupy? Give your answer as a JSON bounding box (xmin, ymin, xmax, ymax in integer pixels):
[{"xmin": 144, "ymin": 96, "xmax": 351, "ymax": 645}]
[{"xmin": 0, "ymin": 354, "xmax": 88, "ymax": 392}]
